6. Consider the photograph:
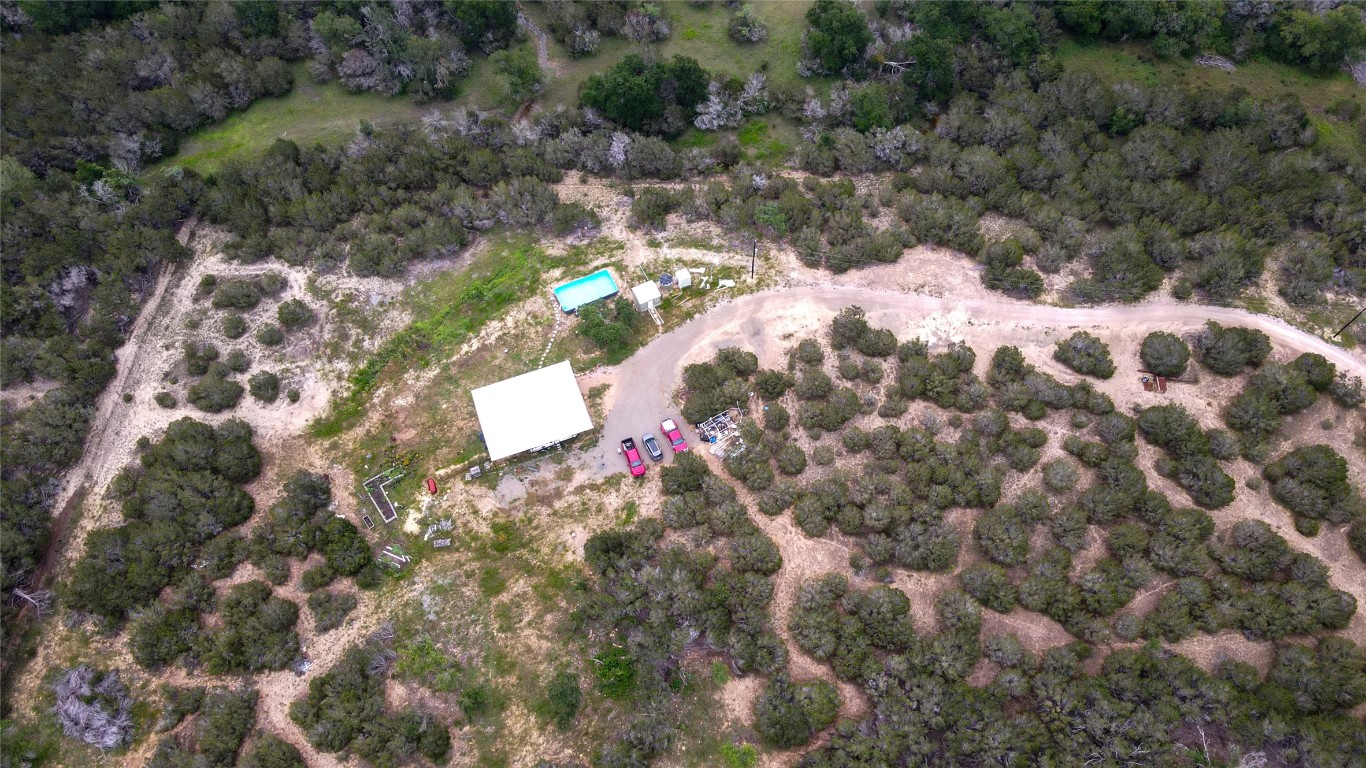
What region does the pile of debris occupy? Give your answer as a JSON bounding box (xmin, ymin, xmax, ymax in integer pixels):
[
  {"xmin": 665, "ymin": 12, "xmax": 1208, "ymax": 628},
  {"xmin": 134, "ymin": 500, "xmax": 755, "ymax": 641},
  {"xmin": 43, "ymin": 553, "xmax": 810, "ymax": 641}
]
[
  {"xmin": 53, "ymin": 666, "xmax": 133, "ymax": 750},
  {"xmin": 1195, "ymin": 53, "xmax": 1237, "ymax": 72}
]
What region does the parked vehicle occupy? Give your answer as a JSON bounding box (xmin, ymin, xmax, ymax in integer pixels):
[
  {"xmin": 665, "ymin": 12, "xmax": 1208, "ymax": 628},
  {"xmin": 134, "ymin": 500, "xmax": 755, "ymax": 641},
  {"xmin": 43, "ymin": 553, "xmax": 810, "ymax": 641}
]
[
  {"xmin": 642, "ymin": 433, "xmax": 664, "ymax": 462},
  {"xmin": 660, "ymin": 418, "xmax": 688, "ymax": 453},
  {"xmin": 621, "ymin": 438, "xmax": 646, "ymax": 477}
]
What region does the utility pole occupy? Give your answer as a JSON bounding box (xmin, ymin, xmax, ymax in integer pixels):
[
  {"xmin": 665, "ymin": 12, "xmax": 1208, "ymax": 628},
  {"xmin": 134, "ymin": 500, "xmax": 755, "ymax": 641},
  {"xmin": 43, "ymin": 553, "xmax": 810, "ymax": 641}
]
[{"xmin": 750, "ymin": 238, "xmax": 757, "ymax": 280}]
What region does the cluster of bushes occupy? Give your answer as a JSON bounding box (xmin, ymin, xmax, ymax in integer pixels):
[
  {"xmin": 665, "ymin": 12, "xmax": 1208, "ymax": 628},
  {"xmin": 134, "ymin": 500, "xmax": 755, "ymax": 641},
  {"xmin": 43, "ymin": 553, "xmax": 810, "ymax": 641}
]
[
  {"xmin": 894, "ymin": 338, "xmax": 987, "ymax": 413},
  {"xmin": 68, "ymin": 418, "xmax": 260, "ymax": 620},
  {"xmin": 147, "ymin": 688, "xmax": 258, "ymax": 768},
  {"xmin": 989, "ymin": 345, "xmax": 1113, "ymax": 420},
  {"xmin": 752, "ymin": 673, "xmax": 838, "ymax": 749},
  {"xmin": 579, "ymin": 510, "xmax": 785, "ymax": 766},
  {"xmin": 1144, "ymin": 519, "xmax": 1355, "ymax": 643},
  {"xmin": 290, "ymin": 638, "xmax": 450, "ymax": 768},
  {"xmin": 679, "ymin": 347, "xmax": 759, "ymax": 425},
  {"xmin": 1264, "ymin": 444, "xmax": 1364, "ymax": 530},
  {"xmin": 201, "ymin": 130, "xmax": 565, "ymax": 278},
  {"xmin": 543, "ymin": 1, "xmax": 672, "ymax": 57},
  {"xmin": 1138, "ymin": 404, "xmax": 1236, "ymax": 508},
  {"xmin": 1225, "ymin": 353, "xmax": 1346, "ymax": 450},
  {"xmin": 0, "ymin": 164, "xmax": 192, "ymax": 646},
  {"xmin": 780, "ymin": 408, "xmax": 1059, "ymax": 573},
  {"xmin": 1052, "ymin": 331, "xmax": 1115, "ymax": 379},
  {"xmin": 245, "ymin": 470, "xmax": 377, "ymax": 588},
  {"xmin": 790, "ymin": 574, "xmax": 916, "ymax": 683},
  {"xmin": 800, "ymin": 636, "xmax": 1366, "ymax": 767},
  {"xmin": 1194, "ymin": 322, "xmax": 1271, "ymax": 376},
  {"xmin": 576, "ymin": 297, "xmax": 640, "ymax": 357},
  {"xmin": 580, "ymin": 54, "xmax": 708, "ymax": 137}
]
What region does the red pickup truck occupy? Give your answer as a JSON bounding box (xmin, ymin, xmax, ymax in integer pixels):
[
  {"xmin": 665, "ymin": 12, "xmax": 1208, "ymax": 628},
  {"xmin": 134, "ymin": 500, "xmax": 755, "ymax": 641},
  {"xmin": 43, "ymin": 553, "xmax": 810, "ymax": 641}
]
[
  {"xmin": 621, "ymin": 438, "xmax": 647, "ymax": 477},
  {"xmin": 660, "ymin": 418, "xmax": 688, "ymax": 453}
]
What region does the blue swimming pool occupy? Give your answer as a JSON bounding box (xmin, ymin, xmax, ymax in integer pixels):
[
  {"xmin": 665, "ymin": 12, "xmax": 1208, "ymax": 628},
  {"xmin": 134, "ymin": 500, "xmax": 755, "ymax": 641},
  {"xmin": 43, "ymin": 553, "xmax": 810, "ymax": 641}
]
[{"xmin": 553, "ymin": 269, "xmax": 619, "ymax": 312}]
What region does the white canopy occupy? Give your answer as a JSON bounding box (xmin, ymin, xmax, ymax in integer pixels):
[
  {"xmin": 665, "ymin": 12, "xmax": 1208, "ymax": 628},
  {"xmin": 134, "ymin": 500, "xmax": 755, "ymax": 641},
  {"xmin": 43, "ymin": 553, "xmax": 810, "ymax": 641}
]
[{"xmin": 471, "ymin": 360, "xmax": 593, "ymax": 461}]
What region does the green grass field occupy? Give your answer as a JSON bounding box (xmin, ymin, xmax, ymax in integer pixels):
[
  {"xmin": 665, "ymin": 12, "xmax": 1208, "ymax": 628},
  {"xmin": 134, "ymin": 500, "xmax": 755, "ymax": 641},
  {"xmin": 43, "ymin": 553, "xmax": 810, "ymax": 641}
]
[
  {"xmin": 1055, "ymin": 38, "xmax": 1363, "ymax": 114},
  {"xmin": 158, "ymin": 64, "xmax": 433, "ymax": 175}
]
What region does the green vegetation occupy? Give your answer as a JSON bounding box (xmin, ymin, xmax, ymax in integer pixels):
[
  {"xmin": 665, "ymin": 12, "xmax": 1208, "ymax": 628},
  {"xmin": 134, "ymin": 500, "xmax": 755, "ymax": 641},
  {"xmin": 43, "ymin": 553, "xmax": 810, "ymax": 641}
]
[
  {"xmin": 312, "ymin": 239, "xmax": 543, "ymax": 437},
  {"xmin": 290, "ymin": 641, "xmax": 450, "ymax": 768},
  {"xmin": 1053, "ymin": 331, "xmax": 1116, "ymax": 379},
  {"xmin": 68, "ymin": 418, "xmax": 259, "ymax": 621},
  {"xmin": 1140, "ymin": 332, "xmax": 1190, "ymax": 377}
]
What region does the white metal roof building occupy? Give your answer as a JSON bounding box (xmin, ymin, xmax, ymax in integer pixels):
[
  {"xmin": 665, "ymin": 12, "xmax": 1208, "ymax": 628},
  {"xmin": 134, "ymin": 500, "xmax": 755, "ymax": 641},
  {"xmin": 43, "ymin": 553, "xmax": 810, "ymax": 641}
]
[
  {"xmin": 471, "ymin": 360, "xmax": 594, "ymax": 461},
  {"xmin": 631, "ymin": 280, "xmax": 662, "ymax": 310}
]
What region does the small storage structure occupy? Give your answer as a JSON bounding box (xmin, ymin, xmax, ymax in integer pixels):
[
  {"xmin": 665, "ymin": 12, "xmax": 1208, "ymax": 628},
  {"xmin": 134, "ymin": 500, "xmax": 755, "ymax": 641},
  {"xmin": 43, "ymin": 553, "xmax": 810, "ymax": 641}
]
[
  {"xmin": 631, "ymin": 280, "xmax": 662, "ymax": 311},
  {"xmin": 673, "ymin": 268, "xmax": 692, "ymax": 289}
]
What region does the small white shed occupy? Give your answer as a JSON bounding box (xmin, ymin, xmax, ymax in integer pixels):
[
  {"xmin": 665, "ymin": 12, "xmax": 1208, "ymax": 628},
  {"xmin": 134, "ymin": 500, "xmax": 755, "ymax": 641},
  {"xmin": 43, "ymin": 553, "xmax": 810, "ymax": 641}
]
[
  {"xmin": 673, "ymin": 268, "xmax": 692, "ymax": 289},
  {"xmin": 631, "ymin": 280, "xmax": 662, "ymax": 311}
]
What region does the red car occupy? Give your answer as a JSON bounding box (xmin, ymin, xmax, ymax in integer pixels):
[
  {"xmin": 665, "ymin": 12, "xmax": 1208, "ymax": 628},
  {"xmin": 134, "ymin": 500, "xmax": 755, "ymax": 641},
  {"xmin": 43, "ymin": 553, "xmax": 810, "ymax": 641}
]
[
  {"xmin": 621, "ymin": 438, "xmax": 647, "ymax": 477},
  {"xmin": 660, "ymin": 418, "xmax": 688, "ymax": 453}
]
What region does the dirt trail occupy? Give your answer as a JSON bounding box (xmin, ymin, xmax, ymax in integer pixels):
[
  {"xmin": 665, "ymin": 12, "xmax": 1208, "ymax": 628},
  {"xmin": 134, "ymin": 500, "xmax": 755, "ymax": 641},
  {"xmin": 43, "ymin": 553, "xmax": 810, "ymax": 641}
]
[{"xmin": 46, "ymin": 263, "xmax": 177, "ymax": 529}]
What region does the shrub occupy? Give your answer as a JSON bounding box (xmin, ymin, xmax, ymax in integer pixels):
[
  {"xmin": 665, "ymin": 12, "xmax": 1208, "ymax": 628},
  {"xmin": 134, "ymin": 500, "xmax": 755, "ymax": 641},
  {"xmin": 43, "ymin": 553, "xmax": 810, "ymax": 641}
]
[
  {"xmin": 300, "ymin": 565, "xmax": 335, "ymax": 592},
  {"xmin": 753, "ymin": 674, "xmax": 839, "ymax": 748},
  {"xmin": 154, "ymin": 391, "xmax": 176, "ymax": 408},
  {"xmin": 729, "ymin": 4, "xmax": 768, "ymax": 43},
  {"xmin": 249, "ymin": 371, "xmax": 280, "ymax": 402},
  {"xmin": 764, "ymin": 403, "xmax": 790, "ymax": 431},
  {"xmin": 1140, "ymin": 332, "xmax": 1189, "ymax": 377},
  {"xmin": 224, "ymin": 349, "xmax": 250, "ymax": 373},
  {"xmin": 754, "ymin": 369, "xmax": 794, "ymax": 400},
  {"xmin": 960, "ymin": 563, "xmax": 1017, "ymax": 613},
  {"xmin": 541, "ymin": 670, "xmax": 582, "ymax": 730},
  {"xmin": 188, "ymin": 374, "xmax": 244, "ymax": 413},
  {"xmin": 196, "ymin": 274, "xmax": 218, "ymax": 298},
  {"xmin": 1043, "ymin": 459, "xmax": 1080, "ymax": 492},
  {"xmin": 1331, "ymin": 374, "xmax": 1365, "ymax": 408},
  {"xmin": 1194, "ymin": 322, "xmax": 1271, "ymax": 376},
  {"xmin": 794, "ymin": 339, "xmax": 824, "ymax": 366},
  {"xmin": 307, "ymin": 590, "xmax": 357, "ymax": 633},
  {"xmin": 221, "ymin": 314, "xmax": 247, "ymax": 339},
  {"xmin": 256, "ymin": 324, "xmax": 284, "ymax": 346},
  {"xmin": 1263, "ymin": 444, "xmax": 1364, "ymax": 524},
  {"xmin": 1350, "ymin": 521, "xmax": 1366, "ymax": 563},
  {"xmin": 975, "ymin": 505, "xmax": 1031, "ymax": 566},
  {"xmin": 184, "ymin": 341, "xmax": 220, "ymax": 376},
  {"xmin": 1053, "ymin": 331, "xmax": 1115, "ymax": 379},
  {"xmin": 276, "ymin": 299, "xmax": 314, "ymax": 330},
  {"xmin": 775, "ymin": 444, "xmax": 807, "ymax": 476},
  {"xmin": 199, "ymin": 580, "xmax": 299, "ymax": 674},
  {"xmin": 592, "ymin": 645, "xmax": 636, "ymax": 699},
  {"xmin": 239, "ymin": 732, "xmax": 304, "ymax": 768},
  {"xmin": 212, "ymin": 280, "xmax": 263, "ymax": 310}
]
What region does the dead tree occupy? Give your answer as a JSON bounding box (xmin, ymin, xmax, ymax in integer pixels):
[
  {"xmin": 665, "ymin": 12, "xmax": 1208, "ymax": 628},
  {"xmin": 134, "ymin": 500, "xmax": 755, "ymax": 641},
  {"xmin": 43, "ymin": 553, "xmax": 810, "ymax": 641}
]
[{"xmin": 53, "ymin": 666, "xmax": 133, "ymax": 749}]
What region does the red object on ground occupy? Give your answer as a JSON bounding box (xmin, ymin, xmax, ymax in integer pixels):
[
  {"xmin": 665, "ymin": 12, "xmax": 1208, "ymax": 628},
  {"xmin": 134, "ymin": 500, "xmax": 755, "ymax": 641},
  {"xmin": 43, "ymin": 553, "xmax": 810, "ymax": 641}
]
[
  {"xmin": 621, "ymin": 438, "xmax": 647, "ymax": 477},
  {"xmin": 426, "ymin": 477, "xmax": 437, "ymax": 494},
  {"xmin": 660, "ymin": 418, "xmax": 689, "ymax": 453}
]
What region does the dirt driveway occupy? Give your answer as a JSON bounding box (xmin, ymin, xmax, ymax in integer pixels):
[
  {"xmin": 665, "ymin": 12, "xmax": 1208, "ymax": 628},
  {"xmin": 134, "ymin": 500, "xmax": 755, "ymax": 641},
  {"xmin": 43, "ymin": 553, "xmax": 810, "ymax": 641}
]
[{"xmin": 575, "ymin": 285, "xmax": 1365, "ymax": 480}]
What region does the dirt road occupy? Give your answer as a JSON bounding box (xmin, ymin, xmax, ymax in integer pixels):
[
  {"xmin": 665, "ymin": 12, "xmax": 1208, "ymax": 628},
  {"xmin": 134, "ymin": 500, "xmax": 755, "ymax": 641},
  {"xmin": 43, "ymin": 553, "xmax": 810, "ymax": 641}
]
[{"xmin": 576, "ymin": 285, "xmax": 1364, "ymax": 479}]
